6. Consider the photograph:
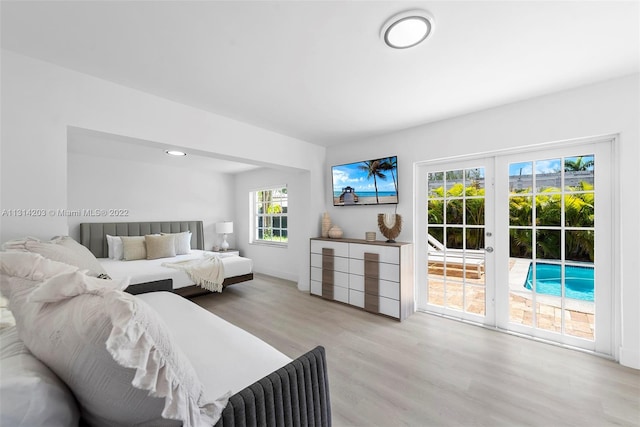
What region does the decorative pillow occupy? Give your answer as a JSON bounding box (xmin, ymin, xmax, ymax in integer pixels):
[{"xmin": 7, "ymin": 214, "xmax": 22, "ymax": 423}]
[
  {"xmin": 9, "ymin": 236, "xmax": 110, "ymax": 278},
  {"xmin": 105, "ymin": 234, "xmax": 124, "ymax": 260},
  {"xmin": 0, "ymin": 326, "xmax": 80, "ymax": 427},
  {"xmin": 0, "ymin": 252, "xmax": 78, "ymax": 299},
  {"xmin": 146, "ymin": 234, "xmax": 176, "ymax": 260},
  {"xmin": 1, "ymin": 252, "xmax": 224, "ymax": 427},
  {"xmin": 162, "ymin": 231, "xmax": 192, "ymax": 255},
  {"xmin": 121, "ymin": 236, "xmax": 147, "ymax": 261}
]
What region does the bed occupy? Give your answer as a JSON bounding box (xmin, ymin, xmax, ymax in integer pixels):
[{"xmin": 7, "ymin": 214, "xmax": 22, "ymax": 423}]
[
  {"xmin": 79, "ymin": 221, "xmax": 253, "ymax": 297},
  {"xmin": 1, "ymin": 243, "xmax": 332, "ymax": 426}
]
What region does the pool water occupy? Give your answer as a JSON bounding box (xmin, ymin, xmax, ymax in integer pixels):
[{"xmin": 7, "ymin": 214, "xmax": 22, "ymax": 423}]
[{"xmin": 524, "ymin": 263, "xmax": 594, "ymax": 302}]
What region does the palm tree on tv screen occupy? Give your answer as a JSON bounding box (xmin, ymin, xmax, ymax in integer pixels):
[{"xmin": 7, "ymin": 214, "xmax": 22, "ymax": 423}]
[
  {"xmin": 359, "ymin": 159, "xmax": 387, "ymax": 203},
  {"xmin": 380, "ymin": 157, "xmax": 398, "ymax": 193}
]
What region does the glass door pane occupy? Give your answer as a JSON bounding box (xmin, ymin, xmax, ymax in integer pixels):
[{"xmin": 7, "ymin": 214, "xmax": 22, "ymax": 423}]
[
  {"xmin": 507, "ymin": 155, "xmax": 595, "ymax": 342},
  {"xmin": 427, "ymin": 166, "xmax": 487, "ymax": 319}
]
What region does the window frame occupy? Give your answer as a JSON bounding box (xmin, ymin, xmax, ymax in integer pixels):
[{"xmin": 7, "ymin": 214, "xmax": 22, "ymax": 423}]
[{"xmin": 250, "ymin": 185, "xmax": 288, "ymax": 247}]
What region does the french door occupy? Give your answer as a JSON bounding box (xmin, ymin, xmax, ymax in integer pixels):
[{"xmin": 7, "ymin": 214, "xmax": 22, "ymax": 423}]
[
  {"xmin": 416, "ymin": 157, "xmax": 495, "ymax": 324},
  {"xmin": 416, "ymin": 137, "xmax": 614, "ymax": 355}
]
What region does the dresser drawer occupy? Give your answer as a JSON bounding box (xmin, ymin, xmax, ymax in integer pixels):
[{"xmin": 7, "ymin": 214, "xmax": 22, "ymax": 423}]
[
  {"xmin": 349, "ymin": 289, "xmax": 364, "ymax": 308},
  {"xmin": 348, "ymin": 290, "xmax": 400, "ymax": 318},
  {"xmin": 333, "ymin": 285, "xmax": 349, "ymax": 304},
  {"xmin": 311, "ymin": 240, "xmax": 348, "ymax": 257},
  {"xmin": 349, "ymin": 259, "xmax": 399, "ymax": 282},
  {"xmin": 352, "ymin": 275, "xmax": 398, "ymax": 299},
  {"xmin": 349, "ymin": 274, "xmax": 364, "ymax": 291},
  {"xmin": 310, "ymin": 280, "xmax": 322, "ymax": 296},
  {"xmin": 311, "ymin": 266, "xmax": 323, "ymax": 282},
  {"xmin": 379, "ymin": 296, "xmax": 400, "ymax": 318},
  {"xmin": 379, "ymin": 279, "xmax": 400, "ymax": 300},
  {"xmin": 349, "ymin": 243, "xmax": 399, "ymax": 264},
  {"xmin": 310, "ymin": 253, "xmax": 349, "ymax": 273},
  {"xmin": 331, "ymin": 271, "xmax": 349, "ymax": 288},
  {"xmin": 312, "ymin": 265, "xmax": 349, "ymax": 285}
]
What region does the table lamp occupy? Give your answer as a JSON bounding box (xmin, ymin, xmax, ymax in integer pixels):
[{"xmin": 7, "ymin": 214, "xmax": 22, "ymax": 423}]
[{"xmin": 216, "ymin": 221, "xmax": 234, "ymax": 251}]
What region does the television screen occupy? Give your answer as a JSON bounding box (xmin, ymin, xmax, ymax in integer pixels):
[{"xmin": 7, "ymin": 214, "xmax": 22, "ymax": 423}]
[{"xmin": 332, "ymin": 156, "xmax": 398, "ymax": 206}]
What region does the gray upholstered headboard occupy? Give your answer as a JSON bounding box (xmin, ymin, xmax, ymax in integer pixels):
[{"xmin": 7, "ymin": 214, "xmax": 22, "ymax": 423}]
[{"xmin": 80, "ymin": 221, "xmax": 204, "ymax": 258}]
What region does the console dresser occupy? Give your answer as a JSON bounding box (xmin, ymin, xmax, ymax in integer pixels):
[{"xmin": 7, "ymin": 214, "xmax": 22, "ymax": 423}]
[{"xmin": 310, "ymin": 237, "xmax": 414, "ymax": 321}]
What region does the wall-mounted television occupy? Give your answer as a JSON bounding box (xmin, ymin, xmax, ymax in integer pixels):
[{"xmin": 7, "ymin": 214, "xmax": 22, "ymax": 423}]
[{"xmin": 332, "ymin": 156, "xmax": 398, "ymax": 206}]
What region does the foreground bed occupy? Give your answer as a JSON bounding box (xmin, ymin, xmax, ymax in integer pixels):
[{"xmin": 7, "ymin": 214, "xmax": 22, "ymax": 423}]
[
  {"xmin": 0, "ymin": 251, "xmax": 331, "ymax": 426},
  {"xmin": 80, "ymin": 220, "xmax": 253, "ymax": 296},
  {"xmin": 139, "ymin": 291, "xmax": 331, "ymax": 427}
]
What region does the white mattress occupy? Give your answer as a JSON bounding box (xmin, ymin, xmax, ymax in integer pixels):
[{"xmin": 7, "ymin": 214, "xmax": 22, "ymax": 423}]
[
  {"xmin": 136, "ymin": 292, "xmax": 291, "ymax": 400},
  {"xmin": 99, "ymin": 250, "xmax": 253, "ymax": 289}
]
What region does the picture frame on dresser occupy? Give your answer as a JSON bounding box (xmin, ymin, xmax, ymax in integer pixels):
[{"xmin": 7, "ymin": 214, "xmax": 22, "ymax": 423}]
[{"xmin": 310, "ymin": 237, "xmax": 414, "ymax": 321}]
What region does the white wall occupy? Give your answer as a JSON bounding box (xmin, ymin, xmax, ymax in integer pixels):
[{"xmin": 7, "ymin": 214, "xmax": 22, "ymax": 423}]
[
  {"xmin": 0, "ymin": 49, "xmax": 325, "ymax": 291},
  {"xmin": 326, "ymin": 74, "xmax": 640, "ymax": 369},
  {"xmin": 67, "ymin": 152, "xmax": 236, "ymax": 249},
  {"xmin": 235, "ymin": 167, "xmax": 310, "ymax": 281}
]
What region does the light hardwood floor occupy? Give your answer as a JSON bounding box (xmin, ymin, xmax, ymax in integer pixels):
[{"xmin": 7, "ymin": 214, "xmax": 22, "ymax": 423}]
[{"xmin": 193, "ymin": 274, "xmax": 639, "ymax": 427}]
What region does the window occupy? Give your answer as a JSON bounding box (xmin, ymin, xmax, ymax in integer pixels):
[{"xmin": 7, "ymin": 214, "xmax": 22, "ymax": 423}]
[{"xmin": 252, "ymin": 186, "xmax": 288, "ymax": 245}]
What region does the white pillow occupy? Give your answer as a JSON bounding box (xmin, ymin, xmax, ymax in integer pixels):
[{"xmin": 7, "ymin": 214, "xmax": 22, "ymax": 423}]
[
  {"xmin": 162, "ymin": 231, "xmax": 192, "ymax": 255},
  {"xmin": 106, "ymin": 234, "xmax": 124, "ymax": 260},
  {"xmin": 0, "ymin": 326, "xmax": 80, "ymax": 427},
  {"xmin": 1, "ymin": 252, "xmax": 224, "ymax": 427}
]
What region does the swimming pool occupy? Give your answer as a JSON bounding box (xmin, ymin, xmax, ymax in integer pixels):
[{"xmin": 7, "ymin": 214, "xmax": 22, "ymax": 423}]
[{"xmin": 523, "ymin": 262, "xmax": 594, "ymax": 302}]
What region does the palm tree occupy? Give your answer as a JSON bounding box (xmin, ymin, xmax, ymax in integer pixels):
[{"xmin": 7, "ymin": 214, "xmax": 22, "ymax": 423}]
[
  {"xmin": 379, "ymin": 157, "xmax": 398, "ymax": 193},
  {"xmin": 564, "ymin": 156, "xmax": 594, "ymax": 171},
  {"xmin": 358, "ymin": 160, "xmax": 387, "ymax": 203}
]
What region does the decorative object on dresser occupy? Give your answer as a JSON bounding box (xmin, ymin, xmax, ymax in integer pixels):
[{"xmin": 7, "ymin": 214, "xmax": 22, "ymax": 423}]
[
  {"xmin": 216, "ymin": 221, "xmax": 233, "ymax": 251},
  {"xmin": 365, "ymin": 231, "xmax": 376, "ymax": 241},
  {"xmin": 310, "ymin": 237, "xmax": 414, "ymax": 321},
  {"xmin": 321, "ymin": 212, "xmax": 332, "ymax": 238},
  {"xmin": 377, "ymin": 213, "xmax": 402, "ymax": 243},
  {"xmin": 328, "ymin": 225, "xmax": 344, "ymax": 239}
]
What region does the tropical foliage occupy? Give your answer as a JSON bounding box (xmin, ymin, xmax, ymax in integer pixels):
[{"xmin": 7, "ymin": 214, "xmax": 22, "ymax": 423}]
[
  {"xmin": 428, "ymin": 182, "xmax": 594, "ymax": 261},
  {"xmin": 509, "ymin": 182, "xmax": 594, "ymax": 261},
  {"xmin": 427, "ymin": 183, "xmax": 485, "ymax": 250}
]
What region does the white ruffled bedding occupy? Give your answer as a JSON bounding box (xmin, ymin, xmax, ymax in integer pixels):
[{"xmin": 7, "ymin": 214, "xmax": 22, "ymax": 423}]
[
  {"xmin": 137, "ymin": 291, "xmax": 292, "ymax": 400},
  {"xmin": 99, "ymin": 250, "xmax": 253, "ymax": 289},
  {"xmin": 1, "ymin": 251, "xmax": 222, "ymax": 426}
]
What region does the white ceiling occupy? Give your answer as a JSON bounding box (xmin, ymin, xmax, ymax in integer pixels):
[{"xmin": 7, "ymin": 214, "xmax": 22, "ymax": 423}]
[{"xmin": 2, "ymin": 1, "xmax": 639, "ymax": 147}]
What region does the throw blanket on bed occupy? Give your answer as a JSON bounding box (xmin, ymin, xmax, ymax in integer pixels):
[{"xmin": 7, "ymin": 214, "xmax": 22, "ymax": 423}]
[{"xmin": 162, "ymin": 255, "xmax": 225, "ymax": 293}]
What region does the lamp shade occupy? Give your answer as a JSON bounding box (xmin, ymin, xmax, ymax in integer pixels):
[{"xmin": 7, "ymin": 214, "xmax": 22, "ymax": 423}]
[{"xmin": 216, "ymin": 221, "xmax": 234, "ymax": 234}]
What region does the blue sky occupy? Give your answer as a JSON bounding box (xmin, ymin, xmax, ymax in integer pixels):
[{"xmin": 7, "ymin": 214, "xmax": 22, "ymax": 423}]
[
  {"xmin": 332, "ymin": 158, "xmax": 397, "ymax": 193},
  {"xmin": 508, "ymin": 155, "xmax": 594, "ymax": 177}
]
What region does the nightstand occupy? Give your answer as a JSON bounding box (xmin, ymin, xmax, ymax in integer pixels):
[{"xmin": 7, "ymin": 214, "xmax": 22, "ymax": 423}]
[{"xmin": 209, "ymin": 249, "xmax": 240, "ymax": 258}]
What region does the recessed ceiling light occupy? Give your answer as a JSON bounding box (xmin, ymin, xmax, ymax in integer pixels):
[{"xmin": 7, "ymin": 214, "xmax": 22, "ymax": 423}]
[
  {"xmin": 382, "ymin": 10, "xmax": 434, "ymax": 49},
  {"xmin": 165, "ymin": 150, "xmax": 186, "ymax": 156}
]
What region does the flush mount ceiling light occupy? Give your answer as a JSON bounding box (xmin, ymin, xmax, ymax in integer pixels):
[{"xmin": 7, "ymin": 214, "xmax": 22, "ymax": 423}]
[
  {"xmin": 381, "ymin": 10, "xmax": 434, "ymax": 49},
  {"xmin": 165, "ymin": 150, "xmax": 186, "ymax": 156}
]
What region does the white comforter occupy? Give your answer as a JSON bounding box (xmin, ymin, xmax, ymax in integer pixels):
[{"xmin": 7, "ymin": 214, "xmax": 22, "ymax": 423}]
[{"xmin": 99, "ymin": 250, "xmax": 253, "ymax": 289}]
